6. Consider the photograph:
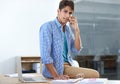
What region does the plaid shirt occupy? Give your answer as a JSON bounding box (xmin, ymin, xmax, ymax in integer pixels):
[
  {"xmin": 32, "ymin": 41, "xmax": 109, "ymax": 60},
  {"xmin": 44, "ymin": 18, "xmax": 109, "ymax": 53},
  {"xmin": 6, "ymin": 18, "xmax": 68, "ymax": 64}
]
[{"xmin": 39, "ymin": 18, "xmax": 81, "ymax": 78}]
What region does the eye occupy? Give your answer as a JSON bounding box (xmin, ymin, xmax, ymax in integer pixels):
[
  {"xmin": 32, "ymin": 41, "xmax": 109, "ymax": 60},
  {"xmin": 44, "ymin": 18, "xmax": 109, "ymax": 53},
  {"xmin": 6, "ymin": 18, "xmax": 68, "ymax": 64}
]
[
  {"xmin": 69, "ymin": 12, "xmax": 72, "ymax": 15},
  {"xmin": 64, "ymin": 10, "xmax": 68, "ymax": 13}
]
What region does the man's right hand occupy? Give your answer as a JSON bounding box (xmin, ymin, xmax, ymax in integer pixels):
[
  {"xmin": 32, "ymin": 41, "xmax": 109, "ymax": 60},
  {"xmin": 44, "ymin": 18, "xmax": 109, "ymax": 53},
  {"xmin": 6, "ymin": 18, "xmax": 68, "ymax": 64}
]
[{"xmin": 54, "ymin": 75, "xmax": 69, "ymax": 80}]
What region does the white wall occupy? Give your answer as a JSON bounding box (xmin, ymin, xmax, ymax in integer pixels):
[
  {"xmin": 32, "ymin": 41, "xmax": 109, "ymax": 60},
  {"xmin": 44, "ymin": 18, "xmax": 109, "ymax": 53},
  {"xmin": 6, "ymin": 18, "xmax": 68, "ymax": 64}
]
[{"xmin": 0, "ymin": 0, "xmax": 60, "ymax": 74}]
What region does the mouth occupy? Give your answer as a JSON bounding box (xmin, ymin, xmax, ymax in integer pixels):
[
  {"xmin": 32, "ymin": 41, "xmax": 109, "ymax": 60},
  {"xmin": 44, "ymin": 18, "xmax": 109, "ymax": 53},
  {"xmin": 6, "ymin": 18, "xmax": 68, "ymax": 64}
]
[{"xmin": 64, "ymin": 18, "xmax": 69, "ymax": 22}]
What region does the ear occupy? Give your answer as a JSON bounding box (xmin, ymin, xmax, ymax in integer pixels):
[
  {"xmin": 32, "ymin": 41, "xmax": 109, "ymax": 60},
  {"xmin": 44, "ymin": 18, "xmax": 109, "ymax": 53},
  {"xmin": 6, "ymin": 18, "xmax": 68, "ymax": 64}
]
[
  {"xmin": 57, "ymin": 9, "xmax": 60, "ymax": 16},
  {"xmin": 57, "ymin": 9, "xmax": 60, "ymax": 14}
]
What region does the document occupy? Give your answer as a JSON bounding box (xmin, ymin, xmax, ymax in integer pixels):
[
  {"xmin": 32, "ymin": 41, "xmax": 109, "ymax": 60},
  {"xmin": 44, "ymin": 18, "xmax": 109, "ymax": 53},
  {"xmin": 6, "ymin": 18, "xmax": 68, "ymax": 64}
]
[
  {"xmin": 50, "ymin": 78, "xmax": 83, "ymax": 84},
  {"xmin": 80, "ymin": 78, "xmax": 108, "ymax": 84}
]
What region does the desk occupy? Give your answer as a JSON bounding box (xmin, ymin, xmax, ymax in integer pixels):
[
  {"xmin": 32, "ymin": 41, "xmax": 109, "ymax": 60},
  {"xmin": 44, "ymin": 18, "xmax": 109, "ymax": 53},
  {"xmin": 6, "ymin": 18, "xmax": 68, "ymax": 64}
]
[
  {"xmin": 0, "ymin": 74, "xmax": 120, "ymax": 84},
  {"xmin": 0, "ymin": 74, "xmax": 49, "ymax": 84},
  {"xmin": 107, "ymin": 80, "xmax": 120, "ymax": 84}
]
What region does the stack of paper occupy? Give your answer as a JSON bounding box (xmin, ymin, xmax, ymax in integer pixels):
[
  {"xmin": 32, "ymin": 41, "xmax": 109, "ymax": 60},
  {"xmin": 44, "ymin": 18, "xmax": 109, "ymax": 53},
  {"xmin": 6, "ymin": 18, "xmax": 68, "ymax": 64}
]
[
  {"xmin": 50, "ymin": 78, "xmax": 83, "ymax": 84},
  {"xmin": 80, "ymin": 78, "xmax": 108, "ymax": 84}
]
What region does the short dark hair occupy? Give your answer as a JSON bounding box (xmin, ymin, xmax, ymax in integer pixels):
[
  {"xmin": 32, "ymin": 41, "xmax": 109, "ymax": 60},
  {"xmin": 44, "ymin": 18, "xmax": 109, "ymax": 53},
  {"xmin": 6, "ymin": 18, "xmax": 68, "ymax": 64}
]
[{"xmin": 59, "ymin": 0, "xmax": 74, "ymax": 11}]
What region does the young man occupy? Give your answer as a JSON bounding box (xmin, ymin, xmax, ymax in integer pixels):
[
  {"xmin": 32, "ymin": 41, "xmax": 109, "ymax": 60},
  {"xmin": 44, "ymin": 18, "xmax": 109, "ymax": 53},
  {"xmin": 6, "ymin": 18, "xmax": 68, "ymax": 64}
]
[{"xmin": 40, "ymin": 0, "xmax": 99, "ymax": 79}]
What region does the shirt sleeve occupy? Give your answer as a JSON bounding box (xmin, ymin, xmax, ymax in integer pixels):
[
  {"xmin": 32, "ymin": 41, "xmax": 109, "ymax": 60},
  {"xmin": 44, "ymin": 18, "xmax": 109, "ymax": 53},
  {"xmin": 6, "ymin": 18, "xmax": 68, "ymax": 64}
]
[
  {"xmin": 39, "ymin": 23, "xmax": 53, "ymax": 64},
  {"xmin": 71, "ymin": 37, "xmax": 83, "ymax": 54}
]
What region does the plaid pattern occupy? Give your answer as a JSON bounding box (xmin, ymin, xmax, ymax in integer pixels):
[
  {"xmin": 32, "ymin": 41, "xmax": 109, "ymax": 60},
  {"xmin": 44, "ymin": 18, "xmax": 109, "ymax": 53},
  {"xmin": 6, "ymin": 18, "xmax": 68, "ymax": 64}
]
[{"xmin": 40, "ymin": 18, "xmax": 81, "ymax": 78}]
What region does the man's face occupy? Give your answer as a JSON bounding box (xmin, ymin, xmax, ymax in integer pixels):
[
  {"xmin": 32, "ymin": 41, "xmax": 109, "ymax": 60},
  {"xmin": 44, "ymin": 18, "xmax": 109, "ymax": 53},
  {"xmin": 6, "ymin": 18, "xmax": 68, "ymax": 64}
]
[{"xmin": 57, "ymin": 6, "xmax": 73, "ymax": 25}]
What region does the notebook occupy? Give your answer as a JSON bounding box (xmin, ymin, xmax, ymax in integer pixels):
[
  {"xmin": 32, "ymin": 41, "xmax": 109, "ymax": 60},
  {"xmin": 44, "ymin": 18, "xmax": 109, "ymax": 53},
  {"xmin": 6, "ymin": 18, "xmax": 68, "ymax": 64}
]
[{"xmin": 17, "ymin": 56, "xmax": 47, "ymax": 83}]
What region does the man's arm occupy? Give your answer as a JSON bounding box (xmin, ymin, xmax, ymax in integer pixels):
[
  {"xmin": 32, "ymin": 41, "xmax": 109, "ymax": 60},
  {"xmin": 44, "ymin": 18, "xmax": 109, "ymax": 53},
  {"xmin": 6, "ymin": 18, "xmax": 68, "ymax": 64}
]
[
  {"xmin": 45, "ymin": 63, "xmax": 59, "ymax": 78},
  {"xmin": 45, "ymin": 63, "xmax": 69, "ymax": 80},
  {"xmin": 74, "ymin": 27, "xmax": 82, "ymax": 50},
  {"xmin": 69, "ymin": 16, "xmax": 82, "ymax": 50}
]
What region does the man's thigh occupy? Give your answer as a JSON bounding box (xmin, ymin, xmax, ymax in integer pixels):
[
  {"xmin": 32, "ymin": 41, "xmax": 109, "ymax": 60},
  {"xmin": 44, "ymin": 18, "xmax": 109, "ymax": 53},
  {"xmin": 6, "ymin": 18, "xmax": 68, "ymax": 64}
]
[{"xmin": 64, "ymin": 64, "xmax": 99, "ymax": 78}]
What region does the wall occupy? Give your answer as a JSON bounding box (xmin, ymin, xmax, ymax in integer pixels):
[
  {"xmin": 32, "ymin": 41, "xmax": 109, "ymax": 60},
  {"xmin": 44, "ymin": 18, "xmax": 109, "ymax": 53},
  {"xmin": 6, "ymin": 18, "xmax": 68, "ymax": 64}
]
[
  {"xmin": 74, "ymin": 0, "xmax": 120, "ymax": 55},
  {"xmin": 0, "ymin": 0, "xmax": 59, "ymax": 74}
]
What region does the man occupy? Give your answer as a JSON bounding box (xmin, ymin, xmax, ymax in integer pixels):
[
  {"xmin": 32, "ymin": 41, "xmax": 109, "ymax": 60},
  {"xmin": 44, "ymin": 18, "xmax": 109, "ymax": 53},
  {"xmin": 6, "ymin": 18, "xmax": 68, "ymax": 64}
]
[{"xmin": 40, "ymin": 0, "xmax": 99, "ymax": 79}]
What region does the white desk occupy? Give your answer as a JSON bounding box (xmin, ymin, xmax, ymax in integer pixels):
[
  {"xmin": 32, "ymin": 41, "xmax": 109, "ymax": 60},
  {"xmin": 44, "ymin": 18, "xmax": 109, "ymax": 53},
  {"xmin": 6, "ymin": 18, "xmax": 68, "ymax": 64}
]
[
  {"xmin": 0, "ymin": 74, "xmax": 120, "ymax": 84},
  {"xmin": 107, "ymin": 80, "xmax": 120, "ymax": 84}
]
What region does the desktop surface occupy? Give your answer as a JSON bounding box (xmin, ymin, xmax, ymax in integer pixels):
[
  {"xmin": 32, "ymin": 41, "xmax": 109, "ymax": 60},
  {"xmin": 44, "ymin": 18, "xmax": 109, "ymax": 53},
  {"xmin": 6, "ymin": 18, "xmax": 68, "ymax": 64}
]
[{"xmin": 0, "ymin": 74, "xmax": 120, "ymax": 84}]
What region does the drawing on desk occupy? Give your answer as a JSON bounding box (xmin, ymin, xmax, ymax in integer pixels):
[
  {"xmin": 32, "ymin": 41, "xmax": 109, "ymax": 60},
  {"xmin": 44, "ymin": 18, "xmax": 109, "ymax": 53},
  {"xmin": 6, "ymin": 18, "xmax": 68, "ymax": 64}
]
[{"xmin": 17, "ymin": 56, "xmax": 47, "ymax": 83}]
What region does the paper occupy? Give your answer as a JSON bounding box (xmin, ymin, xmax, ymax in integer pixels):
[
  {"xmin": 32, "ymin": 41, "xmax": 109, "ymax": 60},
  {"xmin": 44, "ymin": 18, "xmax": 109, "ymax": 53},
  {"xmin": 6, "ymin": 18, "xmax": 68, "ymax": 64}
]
[
  {"xmin": 50, "ymin": 78, "xmax": 83, "ymax": 84},
  {"xmin": 80, "ymin": 78, "xmax": 108, "ymax": 84}
]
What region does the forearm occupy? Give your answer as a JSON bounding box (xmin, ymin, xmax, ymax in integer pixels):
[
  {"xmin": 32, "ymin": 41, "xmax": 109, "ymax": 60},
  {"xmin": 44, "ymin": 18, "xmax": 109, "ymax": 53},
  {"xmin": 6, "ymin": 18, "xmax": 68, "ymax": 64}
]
[
  {"xmin": 45, "ymin": 63, "xmax": 59, "ymax": 79},
  {"xmin": 45, "ymin": 63, "xmax": 69, "ymax": 80},
  {"xmin": 69, "ymin": 16, "xmax": 82, "ymax": 50},
  {"xmin": 74, "ymin": 28, "xmax": 82, "ymax": 50}
]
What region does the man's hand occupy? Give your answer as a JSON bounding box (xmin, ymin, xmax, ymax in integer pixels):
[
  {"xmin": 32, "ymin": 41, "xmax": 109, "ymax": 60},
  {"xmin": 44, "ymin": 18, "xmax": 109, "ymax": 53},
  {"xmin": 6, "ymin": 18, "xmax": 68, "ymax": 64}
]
[
  {"xmin": 54, "ymin": 75, "xmax": 69, "ymax": 80},
  {"xmin": 69, "ymin": 16, "xmax": 79, "ymax": 32}
]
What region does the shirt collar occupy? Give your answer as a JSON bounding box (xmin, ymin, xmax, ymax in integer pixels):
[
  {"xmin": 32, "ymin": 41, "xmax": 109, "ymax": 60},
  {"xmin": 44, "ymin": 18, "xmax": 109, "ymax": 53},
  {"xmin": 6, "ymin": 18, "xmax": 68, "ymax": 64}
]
[
  {"xmin": 54, "ymin": 17, "xmax": 69, "ymax": 32},
  {"xmin": 54, "ymin": 17, "xmax": 62, "ymax": 28}
]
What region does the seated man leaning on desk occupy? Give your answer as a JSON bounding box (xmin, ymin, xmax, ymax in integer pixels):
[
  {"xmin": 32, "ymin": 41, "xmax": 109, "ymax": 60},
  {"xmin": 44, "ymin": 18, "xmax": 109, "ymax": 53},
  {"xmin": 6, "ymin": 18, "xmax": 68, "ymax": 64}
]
[{"xmin": 39, "ymin": 0, "xmax": 100, "ymax": 80}]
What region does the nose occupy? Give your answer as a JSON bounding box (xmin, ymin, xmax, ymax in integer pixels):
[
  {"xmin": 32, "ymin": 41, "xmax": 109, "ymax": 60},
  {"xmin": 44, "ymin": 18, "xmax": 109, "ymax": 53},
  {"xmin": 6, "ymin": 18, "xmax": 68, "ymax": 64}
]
[
  {"xmin": 66, "ymin": 13, "xmax": 71, "ymax": 20},
  {"xmin": 66, "ymin": 13, "xmax": 71, "ymax": 18}
]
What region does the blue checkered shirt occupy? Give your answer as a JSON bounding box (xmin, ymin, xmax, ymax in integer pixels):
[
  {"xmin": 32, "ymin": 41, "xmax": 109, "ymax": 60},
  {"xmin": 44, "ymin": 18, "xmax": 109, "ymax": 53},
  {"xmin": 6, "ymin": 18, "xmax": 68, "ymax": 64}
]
[{"xmin": 39, "ymin": 18, "xmax": 81, "ymax": 78}]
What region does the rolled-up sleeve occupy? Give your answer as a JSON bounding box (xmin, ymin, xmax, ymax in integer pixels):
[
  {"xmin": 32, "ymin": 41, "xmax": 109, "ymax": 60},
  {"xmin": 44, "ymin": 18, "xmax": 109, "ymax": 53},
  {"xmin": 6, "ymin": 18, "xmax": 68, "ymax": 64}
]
[
  {"xmin": 40, "ymin": 23, "xmax": 53, "ymax": 64},
  {"xmin": 68, "ymin": 29, "xmax": 83, "ymax": 54},
  {"xmin": 71, "ymin": 37, "xmax": 83, "ymax": 54}
]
